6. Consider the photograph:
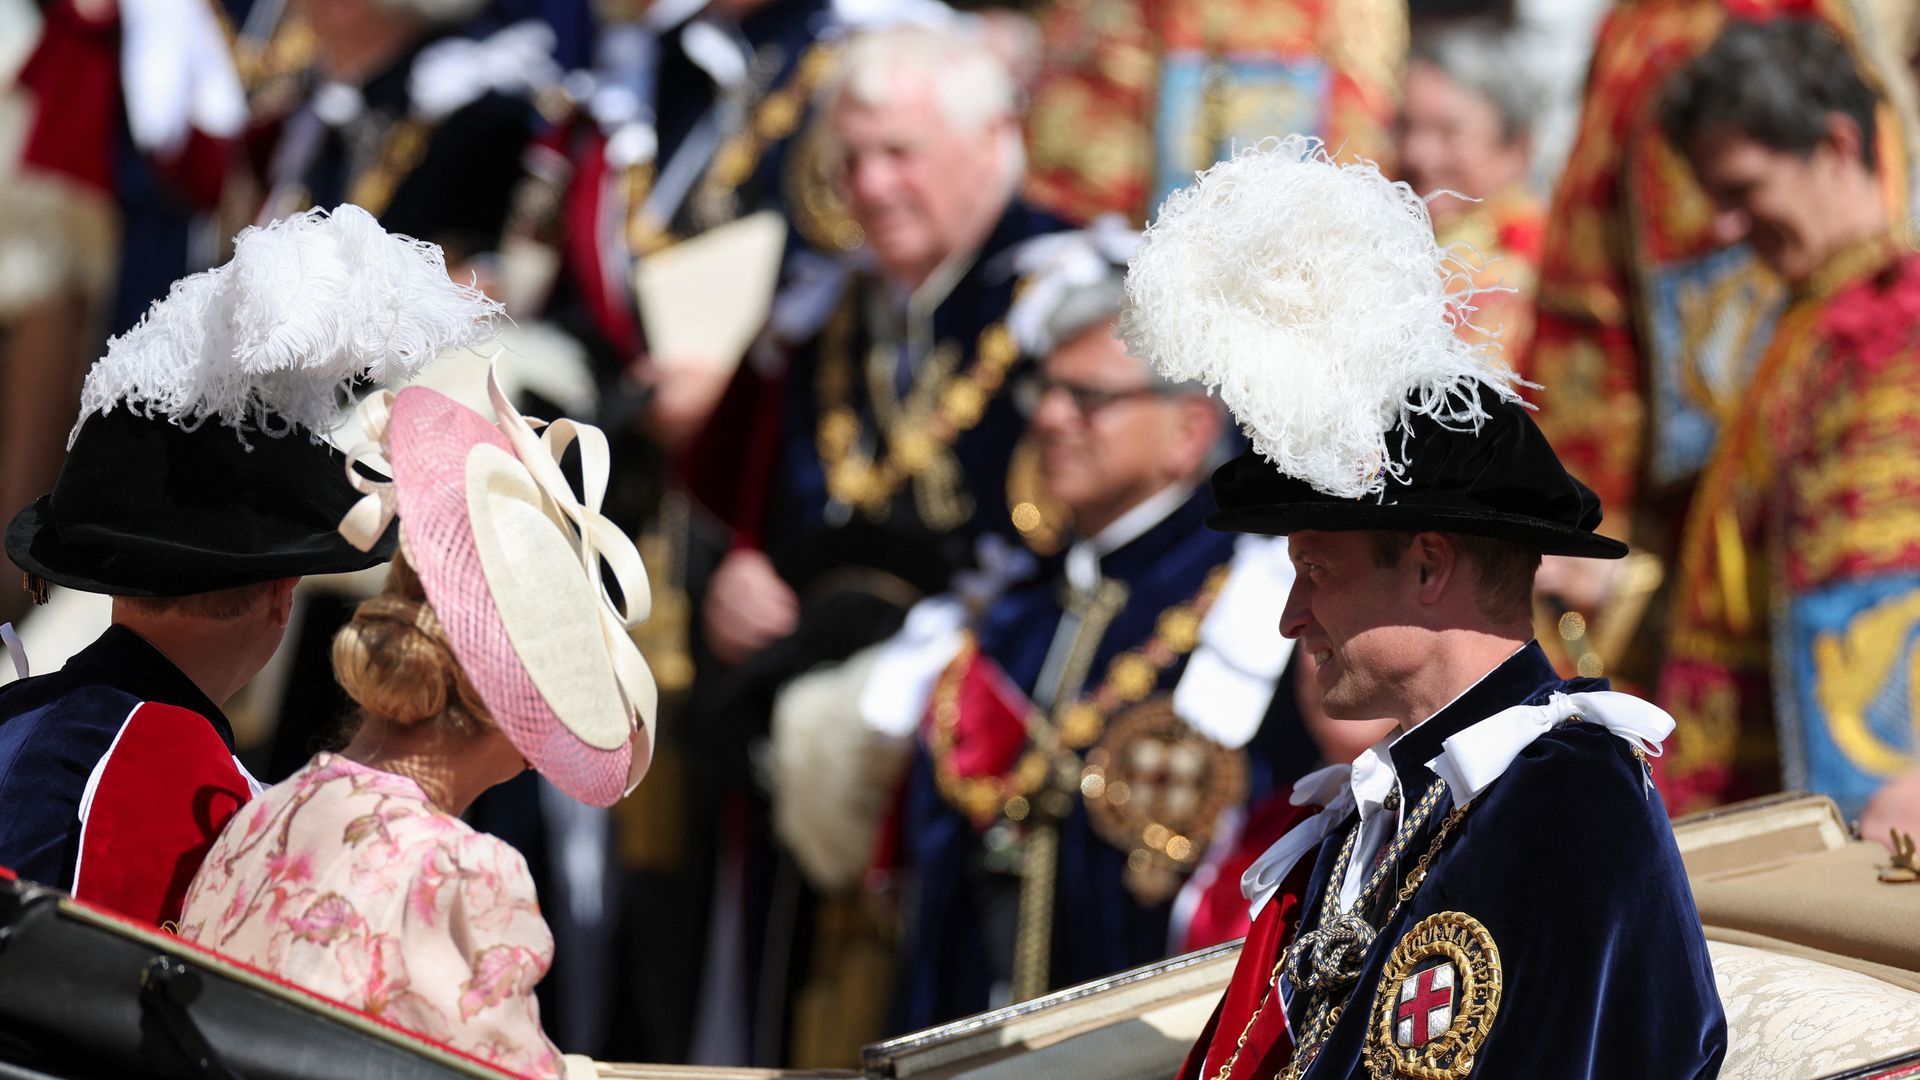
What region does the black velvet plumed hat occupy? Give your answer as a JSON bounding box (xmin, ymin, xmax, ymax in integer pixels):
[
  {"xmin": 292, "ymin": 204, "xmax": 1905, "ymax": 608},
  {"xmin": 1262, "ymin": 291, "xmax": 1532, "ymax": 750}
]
[
  {"xmin": 1116, "ymin": 136, "xmax": 1625, "ymax": 561},
  {"xmin": 1204, "ymin": 390, "xmax": 1627, "ymax": 559},
  {"xmin": 7, "ymin": 410, "xmax": 400, "ymax": 597},
  {"xmin": 6, "ymin": 205, "xmax": 502, "ymax": 598}
]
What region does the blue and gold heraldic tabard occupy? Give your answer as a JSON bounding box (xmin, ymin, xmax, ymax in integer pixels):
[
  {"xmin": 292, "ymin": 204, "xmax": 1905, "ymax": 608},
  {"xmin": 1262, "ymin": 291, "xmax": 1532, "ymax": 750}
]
[{"xmin": 1783, "ymin": 573, "xmax": 1920, "ymax": 819}]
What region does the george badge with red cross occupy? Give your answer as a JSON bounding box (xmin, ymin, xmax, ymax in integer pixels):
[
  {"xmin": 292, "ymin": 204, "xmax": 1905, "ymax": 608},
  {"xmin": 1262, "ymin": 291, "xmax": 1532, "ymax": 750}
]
[
  {"xmin": 1365, "ymin": 912, "xmax": 1503, "ymax": 1079},
  {"xmin": 1394, "ymin": 962, "xmax": 1457, "ymax": 1049}
]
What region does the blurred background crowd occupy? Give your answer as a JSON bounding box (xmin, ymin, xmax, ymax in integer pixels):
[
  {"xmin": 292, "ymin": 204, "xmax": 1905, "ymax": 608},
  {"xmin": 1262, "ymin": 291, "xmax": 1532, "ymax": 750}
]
[{"xmin": 4, "ymin": 0, "xmax": 1920, "ymax": 1068}]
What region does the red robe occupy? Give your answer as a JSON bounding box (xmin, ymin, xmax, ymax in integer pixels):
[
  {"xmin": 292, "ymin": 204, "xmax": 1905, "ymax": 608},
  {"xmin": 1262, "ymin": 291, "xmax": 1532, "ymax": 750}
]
[{"xmin": 1176, "ymin": 797, "xmax": 1318, "ymax": 1080}]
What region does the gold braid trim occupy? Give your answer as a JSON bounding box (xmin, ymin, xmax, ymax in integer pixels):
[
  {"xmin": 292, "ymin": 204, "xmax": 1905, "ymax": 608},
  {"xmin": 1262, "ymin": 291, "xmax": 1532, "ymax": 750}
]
[{"xmin": 928, "ymin": 566, "xmax": 1230, "ymax": 826}]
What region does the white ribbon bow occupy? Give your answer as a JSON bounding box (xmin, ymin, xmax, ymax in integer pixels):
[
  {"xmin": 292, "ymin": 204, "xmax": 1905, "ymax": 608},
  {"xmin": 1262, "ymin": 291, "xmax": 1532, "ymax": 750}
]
[
  {"xmin": 340, "ymin": 393, "xmax": 399, "ymax": 551},
  {"xmin": 1427, "ymin": 691, "xmax": 1671, "ymax": 806},
  {"xmin": 1239, "ymin": 691, "xmax": 1675, "ymax": 919}
]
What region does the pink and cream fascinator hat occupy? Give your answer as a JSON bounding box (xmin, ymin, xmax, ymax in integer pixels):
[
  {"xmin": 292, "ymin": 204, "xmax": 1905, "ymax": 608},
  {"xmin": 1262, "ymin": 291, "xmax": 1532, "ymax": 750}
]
[{"xmin": 338, "ymin": 368, "xmax": 657, "ymax": 806}]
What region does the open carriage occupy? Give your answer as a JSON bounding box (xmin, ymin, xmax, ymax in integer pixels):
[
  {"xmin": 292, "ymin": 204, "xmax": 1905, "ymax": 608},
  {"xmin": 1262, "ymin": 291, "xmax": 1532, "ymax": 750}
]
[{"xmin": 2, "ymin": 794, "xmax": 1916, "ymax": 1080}]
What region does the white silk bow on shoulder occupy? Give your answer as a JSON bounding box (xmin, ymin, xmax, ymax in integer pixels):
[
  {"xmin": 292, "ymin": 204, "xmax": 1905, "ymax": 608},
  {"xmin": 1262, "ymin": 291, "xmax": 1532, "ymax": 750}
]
[{"xmin": 1239, "ymin": 690, "xmax": 1675, "ymax": 920}]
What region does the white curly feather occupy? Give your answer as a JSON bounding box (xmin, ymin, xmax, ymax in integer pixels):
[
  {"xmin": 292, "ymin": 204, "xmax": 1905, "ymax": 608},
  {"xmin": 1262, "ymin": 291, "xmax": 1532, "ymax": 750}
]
[
  {"xmin": 1118, "ymin": 136, "xmax": 1522, "ymax": 500},
  {"xmin": 73, "ymin": 205, "xmax": 503, "ymax": 445}
]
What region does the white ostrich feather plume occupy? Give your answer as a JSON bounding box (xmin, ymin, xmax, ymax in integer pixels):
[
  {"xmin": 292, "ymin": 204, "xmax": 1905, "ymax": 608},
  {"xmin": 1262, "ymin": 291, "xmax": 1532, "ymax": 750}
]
[
  {"xmin": 1118, "ymin": 136, "xmax": 1522, "ymax": 500},
  {"xmin": 73, "ymin": 205, "xmax": 503, "ymax": 446}
]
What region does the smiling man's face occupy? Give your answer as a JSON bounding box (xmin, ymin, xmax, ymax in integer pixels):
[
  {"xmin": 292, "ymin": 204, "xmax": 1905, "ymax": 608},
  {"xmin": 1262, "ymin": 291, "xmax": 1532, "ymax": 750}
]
[
  {"xmin": 1280, "ymin": 529, "xmax": 1427, "ymax": 724},
  {"xmin": 1686, "ymin": 126, "xmax": 1863, "ymax": 285}
]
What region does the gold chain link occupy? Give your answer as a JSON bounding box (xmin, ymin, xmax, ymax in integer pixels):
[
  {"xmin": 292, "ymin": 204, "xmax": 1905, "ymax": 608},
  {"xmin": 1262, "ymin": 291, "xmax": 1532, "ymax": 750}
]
[{"xmin": 1267, "ymin": 798, "xmax": 1477, "ymax": 1080}]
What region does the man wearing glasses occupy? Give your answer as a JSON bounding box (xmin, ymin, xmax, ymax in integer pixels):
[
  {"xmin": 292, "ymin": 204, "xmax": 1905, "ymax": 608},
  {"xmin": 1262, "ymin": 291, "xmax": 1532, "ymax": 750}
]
[{"xmin": 876, "ymin": 228, "xmax": 1319, "ymax": 1031}]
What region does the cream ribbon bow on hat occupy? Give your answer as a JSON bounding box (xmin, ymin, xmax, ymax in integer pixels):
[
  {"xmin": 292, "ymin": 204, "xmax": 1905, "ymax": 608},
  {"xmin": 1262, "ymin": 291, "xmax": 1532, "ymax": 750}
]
[
  {"xmin": 339, "ymin": 393, "xmax": 400, "ymax": 548},
  {"xmin": 339, "ymin": 368, "xmax": 660, "ymax": 795},
  {"xmin": 1240, "ymin": 691, "xmax": 1674, "ymax": 920},
  {"xmin": 483, "ymin": 370, "xmax": 659, "ymax": 785}
]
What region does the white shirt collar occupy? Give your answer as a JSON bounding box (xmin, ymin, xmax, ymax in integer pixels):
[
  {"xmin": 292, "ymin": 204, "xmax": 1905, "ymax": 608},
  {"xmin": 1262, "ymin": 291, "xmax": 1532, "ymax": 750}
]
[
  {"xmin": 1064, "ymin": 482, "xmax": 1194, "ymax": 595},
  {"xmin": 1347, "ymin": 737, "xmax": 1399, "ymax": 824}
]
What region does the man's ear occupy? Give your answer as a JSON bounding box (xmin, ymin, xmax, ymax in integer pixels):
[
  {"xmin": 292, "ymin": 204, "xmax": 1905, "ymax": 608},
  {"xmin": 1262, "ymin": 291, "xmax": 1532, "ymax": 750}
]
[
  {"xmin": 268, "ymin": 577, "xmax": 300, "ymax": 628},
  {"xmin": 1411, "ymin": 532, "xmax": 1456, "ymax": 605},
  {"xmin": 1821, "ymin": 111, "xmax": 1868, "ymax": 170},
  {"xmin": 1172, "ymin": 396, "xmax": 1223, "ymax": 478}
]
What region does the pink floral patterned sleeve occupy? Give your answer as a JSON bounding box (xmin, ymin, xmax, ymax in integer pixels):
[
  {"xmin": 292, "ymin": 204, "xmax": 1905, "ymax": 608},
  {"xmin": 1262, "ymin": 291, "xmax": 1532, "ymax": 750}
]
[{"xmin": 178, "ymin": 754, "xmax": 565, "ymax": 1079}]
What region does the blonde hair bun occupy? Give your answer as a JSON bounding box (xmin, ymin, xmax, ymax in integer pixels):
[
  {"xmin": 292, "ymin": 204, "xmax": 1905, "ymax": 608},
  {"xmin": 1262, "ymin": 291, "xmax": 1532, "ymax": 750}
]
[{"xmin": 331, "ymin": 556, "xmax": 487, "ymax": 735}]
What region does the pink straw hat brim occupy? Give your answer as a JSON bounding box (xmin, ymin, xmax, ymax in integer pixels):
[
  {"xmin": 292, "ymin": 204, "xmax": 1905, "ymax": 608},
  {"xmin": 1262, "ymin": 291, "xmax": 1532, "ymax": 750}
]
[{"xmin": 387, "ymin": 387, "xmax": 635, "ymax": 806}]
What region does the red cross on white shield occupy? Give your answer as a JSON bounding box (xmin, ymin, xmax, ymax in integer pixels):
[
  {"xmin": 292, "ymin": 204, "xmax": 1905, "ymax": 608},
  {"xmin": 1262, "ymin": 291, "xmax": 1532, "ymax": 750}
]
[{"xmin": 1394, "ymin": 963, "xmax": 1456, "ymax": 1048}]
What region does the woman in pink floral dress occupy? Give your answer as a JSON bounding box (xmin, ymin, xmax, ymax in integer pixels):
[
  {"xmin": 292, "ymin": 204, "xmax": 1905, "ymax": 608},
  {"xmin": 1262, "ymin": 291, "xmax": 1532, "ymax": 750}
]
[{"xmin": 180, "ymin": 377, "xmax": 657, "ymax": 1080}]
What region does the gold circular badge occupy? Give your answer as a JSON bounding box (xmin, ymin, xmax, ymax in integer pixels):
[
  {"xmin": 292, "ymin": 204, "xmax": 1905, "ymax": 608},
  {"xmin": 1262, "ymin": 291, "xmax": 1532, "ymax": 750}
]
[
  {"xmin": 1081, "ymin": 697, "xmax": 1247, "ymax": 904},
  {"xmin": 1365, "ymin": 912, "xmax": 1503, "ymax": 1080}
]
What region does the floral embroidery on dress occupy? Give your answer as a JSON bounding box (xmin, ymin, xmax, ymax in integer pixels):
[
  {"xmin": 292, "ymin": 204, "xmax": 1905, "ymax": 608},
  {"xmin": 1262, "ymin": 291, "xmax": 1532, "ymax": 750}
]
[{"xmin": 178, "ymin": 754, "xmax": 563, "ymax": 1079}]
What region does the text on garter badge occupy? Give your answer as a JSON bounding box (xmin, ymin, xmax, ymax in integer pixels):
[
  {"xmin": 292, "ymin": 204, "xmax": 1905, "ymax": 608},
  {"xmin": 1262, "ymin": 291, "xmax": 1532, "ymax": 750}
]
[{"xmin": 1365, "ymin": 912, "xmax": 1503, "ymax": 1079}]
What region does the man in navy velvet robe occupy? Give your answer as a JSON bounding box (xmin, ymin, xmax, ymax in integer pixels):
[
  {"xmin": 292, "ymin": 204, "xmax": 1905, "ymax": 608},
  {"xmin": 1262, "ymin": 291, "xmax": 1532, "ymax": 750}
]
[
  {"xmin": 1118, "ymin": 139, "xmax": 1728, "ymax": 1079},
  {"xmin": 0, "ymin": 210, "xmax": 488, "ymax": 930}
]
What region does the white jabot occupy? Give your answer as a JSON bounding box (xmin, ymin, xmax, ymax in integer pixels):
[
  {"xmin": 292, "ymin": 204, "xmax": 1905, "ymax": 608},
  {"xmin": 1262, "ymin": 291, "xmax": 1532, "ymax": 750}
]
[
  {"xmin": 1337, "ymin": 740, "xmax": 1402, "ymax": 911},
  {"xmin": 1241, "ymin": 762, "xmax": 1353, "ymax": 920},
  {"xmin": 1063, "ymin": 482, "xmax": 1194, "ymax": 596},
  {"xmin": 1428, "ymin": 690, "xmax": 1673, "ymax": 805}
]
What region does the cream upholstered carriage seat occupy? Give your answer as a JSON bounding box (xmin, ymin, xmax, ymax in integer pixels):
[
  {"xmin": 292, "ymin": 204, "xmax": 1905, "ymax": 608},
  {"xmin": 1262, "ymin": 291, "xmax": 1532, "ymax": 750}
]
[{"xmin": 1710, "ymin": 939, "xmax": 1920, "ymax": 1079}]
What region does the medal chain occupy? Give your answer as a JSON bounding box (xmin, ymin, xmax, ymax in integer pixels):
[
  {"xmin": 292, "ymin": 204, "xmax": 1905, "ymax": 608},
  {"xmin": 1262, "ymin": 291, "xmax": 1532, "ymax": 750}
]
[
  {"xmin": 1282, "ymin": 789, "xmax": 1474, "ymax": 1079},
  {"xmin": 816, "ymin": 291, "xmax": 1021, "ymax": 521},
  {"xmin": 930, "ymin": 567, "xmax": 1228, "ymax": 826},
  {"xmin": 1205, "ymin": 782, "xmax": 1474, "ymax": 1080}
]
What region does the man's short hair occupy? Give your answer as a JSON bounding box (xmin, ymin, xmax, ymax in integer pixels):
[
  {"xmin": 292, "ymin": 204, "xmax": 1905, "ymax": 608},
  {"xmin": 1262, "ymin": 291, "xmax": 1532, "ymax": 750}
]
[
  {"xmin": 118, "ymin": 581, "xmax": 278, "ymax": 621},
  {"xmin": 1367, "ymin": 530, "xmax": 1539, "ymax": 622},
  {"xmin": 1410, "ymin": 17, "xmax": 1536, "ymax": 143},
  {"xmin": 1658, "ymin": 17, "xmax": 1880, "ymax": 169}
]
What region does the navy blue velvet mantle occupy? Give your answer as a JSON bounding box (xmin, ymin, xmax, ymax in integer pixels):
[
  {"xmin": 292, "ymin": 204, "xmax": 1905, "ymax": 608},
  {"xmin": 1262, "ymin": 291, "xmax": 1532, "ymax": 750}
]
[
  {"xmin": 892, "ymin": 489, "xmax": 1316, "ymax": 1033},
  {"xmin": 1287, "ymin": 643, "xmax": 1727, "ymax": 1078}
]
